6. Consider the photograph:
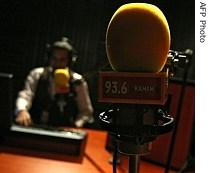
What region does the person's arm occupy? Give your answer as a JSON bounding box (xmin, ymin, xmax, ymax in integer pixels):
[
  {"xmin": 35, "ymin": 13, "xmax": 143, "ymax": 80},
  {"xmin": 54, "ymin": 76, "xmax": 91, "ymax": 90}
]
[
  {"xmin": 15, "ymin": 67, "xmax": 44, "ymax": 126},
  {"xmin": 73, "ymin": 81, "xmax": 94, "ymax": 128}
]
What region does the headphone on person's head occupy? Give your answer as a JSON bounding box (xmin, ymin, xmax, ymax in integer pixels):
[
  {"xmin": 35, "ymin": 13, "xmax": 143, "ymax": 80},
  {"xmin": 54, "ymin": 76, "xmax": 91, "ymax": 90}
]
[{"xmin": 46, "ymin": 37, "xmax": 78, "ymax": 67}]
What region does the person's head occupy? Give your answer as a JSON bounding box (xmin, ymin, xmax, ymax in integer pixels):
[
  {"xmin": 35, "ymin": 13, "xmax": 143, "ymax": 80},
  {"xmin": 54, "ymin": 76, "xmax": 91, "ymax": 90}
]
[{"xmin": 49, "ymin": 37, "xmax": 74, "ymax": 70}]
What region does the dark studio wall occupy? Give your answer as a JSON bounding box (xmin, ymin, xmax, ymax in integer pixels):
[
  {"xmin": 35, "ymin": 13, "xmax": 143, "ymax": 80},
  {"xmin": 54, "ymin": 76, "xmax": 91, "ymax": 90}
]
[{"xmin": 0, "ymin": 0, "xmax": 195, "ymax": 129}]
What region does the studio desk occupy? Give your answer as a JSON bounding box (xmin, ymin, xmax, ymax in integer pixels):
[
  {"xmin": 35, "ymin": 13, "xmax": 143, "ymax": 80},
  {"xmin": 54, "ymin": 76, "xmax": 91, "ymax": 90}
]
[{"xmin": 0, "ymin": 125, "xmax": 175, "ymax": 173}]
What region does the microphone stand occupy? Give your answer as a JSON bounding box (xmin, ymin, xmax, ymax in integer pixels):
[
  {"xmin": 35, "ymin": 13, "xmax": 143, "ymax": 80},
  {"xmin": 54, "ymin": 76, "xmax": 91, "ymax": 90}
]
[
  {"xmin": 164, "ymin": 50, "xmax": 192, "ymax": 173},
  {"xmin": 115, "ymin": 104, "xmax": 152, "ymax": 173},
  {"xmin": 99, "ymin": 97, "xmax": 174, "ymax": 173}
]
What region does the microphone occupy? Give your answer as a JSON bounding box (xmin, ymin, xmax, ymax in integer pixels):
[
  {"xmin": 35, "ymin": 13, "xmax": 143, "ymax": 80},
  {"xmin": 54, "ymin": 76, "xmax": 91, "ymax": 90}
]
[
  {"xmin": 98, "ymin": 3, "xmax": 174, "ymax": 172},
  {"xmin": 106, "ymin": 3, "xmax": 170, "ymax": 73},
  {"xmin": 53, "ymin": 69, "xmax": 70, "ymax": 93},
  {"xmin": 53, "ymin": 69, "xmax": 70, "ymax": 113}
]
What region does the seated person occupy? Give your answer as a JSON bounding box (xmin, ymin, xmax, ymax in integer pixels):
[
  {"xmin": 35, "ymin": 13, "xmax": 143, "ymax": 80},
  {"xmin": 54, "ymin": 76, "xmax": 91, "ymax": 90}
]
[{"xmin": 15, "ymin": 37, "xmax": 94, "ymax": 128}]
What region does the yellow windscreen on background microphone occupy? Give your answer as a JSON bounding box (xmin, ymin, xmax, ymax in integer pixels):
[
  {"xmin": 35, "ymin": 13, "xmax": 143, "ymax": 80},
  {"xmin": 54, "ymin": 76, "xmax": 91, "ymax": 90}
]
[
  {"xmin": 54, "ymin": 69, "xmax": 70, "ymax": 87},
  {"xmin": 106, "ymin": 3, "xmax": 171, "ymax": 73}
]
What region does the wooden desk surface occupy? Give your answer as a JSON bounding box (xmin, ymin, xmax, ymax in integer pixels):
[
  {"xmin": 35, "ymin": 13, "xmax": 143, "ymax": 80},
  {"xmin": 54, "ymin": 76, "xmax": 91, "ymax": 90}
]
[{"xmin": 0, "ymin": 128, "xmax": 174, "ymax": 173}]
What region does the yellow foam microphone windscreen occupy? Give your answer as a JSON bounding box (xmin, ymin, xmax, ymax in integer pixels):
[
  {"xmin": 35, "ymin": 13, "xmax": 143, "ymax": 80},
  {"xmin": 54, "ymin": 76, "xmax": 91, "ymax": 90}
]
[
  {"xmin": 106, "ymin": 3, "xmax": 171, "ymax": 73},
  {"xmin": 54, "ymin": 69, "xmax": 70, "ymax": 87}
]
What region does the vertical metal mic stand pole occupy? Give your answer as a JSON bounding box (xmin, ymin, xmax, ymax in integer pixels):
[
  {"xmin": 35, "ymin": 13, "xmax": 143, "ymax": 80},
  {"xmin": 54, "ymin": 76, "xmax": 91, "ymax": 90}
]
[
  {"xmin": 115, "ymin": 104, "xmax": 146, "ymax": 173},
  {"xmin": 129, "ymin": 155, "xmax": 141, "ymax": 173},
  {"xmin": 128, "ymin": 106, "xmax": 145, "ymax": 173}
]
